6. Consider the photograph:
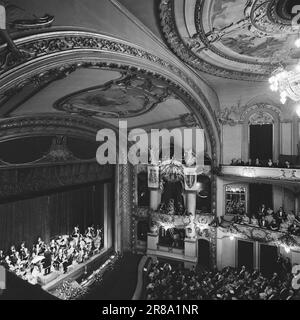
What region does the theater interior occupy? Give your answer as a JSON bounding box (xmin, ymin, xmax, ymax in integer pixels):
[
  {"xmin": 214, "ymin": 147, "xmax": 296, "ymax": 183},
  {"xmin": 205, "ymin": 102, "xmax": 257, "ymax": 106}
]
[{"xmin": 0, "ymin": 0, "xmax": 300, "ymax": 301}]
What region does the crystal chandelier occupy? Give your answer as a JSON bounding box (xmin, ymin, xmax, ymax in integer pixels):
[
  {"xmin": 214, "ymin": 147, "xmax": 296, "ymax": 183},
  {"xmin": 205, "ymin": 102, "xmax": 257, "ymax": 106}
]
[{"xmin": 269, "ymin": 38, "xmax": 300, "ymax": 104}]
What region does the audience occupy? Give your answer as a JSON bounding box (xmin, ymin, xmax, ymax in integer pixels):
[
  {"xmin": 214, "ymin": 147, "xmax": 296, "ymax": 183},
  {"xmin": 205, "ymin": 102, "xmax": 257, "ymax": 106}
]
[
  {"xmin": 230, "ymin": 158, "xmax": 296, "ymax": 169},
  {"xmin": 0, "ymin": 224, "xmax": 103, "ymax": 285},
  {"xmin": 234, "ymin": 204, "xmax": 300, "ymax": 236},
  {"xmin": 146, "ymin": 260, "xmax": 296, "ymax": 300}
]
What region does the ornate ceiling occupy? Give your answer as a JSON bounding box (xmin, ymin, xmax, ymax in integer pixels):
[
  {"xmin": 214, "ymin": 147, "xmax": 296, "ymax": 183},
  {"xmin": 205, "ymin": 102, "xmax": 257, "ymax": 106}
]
[{"xmin": 160, "ymin": 0, "xmax": 300, "ymax": 81}]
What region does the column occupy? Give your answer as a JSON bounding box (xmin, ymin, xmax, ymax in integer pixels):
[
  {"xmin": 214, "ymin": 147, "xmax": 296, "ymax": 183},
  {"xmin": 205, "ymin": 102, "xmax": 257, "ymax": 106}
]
[
  {"xmin": 150, "ymin": 189, "xmax": 160, "ymax": 211},
  {"xmin": 186, "ymin": 191, "xmax": 196, "ymax": 215},
  {"xmin": 184, "ymin": 190, "xmax": 197, "ymax": 262}
]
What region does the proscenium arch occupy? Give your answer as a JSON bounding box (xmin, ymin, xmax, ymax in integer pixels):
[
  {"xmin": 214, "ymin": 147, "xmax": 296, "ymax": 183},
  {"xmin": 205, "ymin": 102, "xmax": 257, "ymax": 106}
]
[{"xmin": 0, "ymin": 30, "xmax": 221, "ymax": 167}]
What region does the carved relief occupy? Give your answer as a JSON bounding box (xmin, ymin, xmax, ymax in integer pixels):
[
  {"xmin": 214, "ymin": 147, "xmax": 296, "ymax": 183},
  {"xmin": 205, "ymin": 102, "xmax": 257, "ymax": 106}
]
[
  {"xmin": 248, "ymin": 111, "xmax": 274, "ymax": 124},
  {"xmin": 219, "ymin": 103, "xmax": 282, "ymax": 125}
]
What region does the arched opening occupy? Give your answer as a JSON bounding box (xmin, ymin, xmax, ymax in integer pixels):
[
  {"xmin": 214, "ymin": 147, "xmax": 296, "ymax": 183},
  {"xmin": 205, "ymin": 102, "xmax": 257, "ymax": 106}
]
[{"xmin": 242, "ymin": 106, "xmax": 281, "ymax": 163}]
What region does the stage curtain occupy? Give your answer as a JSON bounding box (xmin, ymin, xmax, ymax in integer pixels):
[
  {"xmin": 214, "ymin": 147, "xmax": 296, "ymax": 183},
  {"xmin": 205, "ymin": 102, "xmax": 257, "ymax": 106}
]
[{"xmin": 0, "ymin": 183, "xmax": 109, "ymax": 251}]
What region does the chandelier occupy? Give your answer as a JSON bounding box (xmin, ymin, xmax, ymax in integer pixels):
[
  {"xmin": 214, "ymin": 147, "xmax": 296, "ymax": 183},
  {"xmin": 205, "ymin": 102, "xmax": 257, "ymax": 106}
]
[{"xmin": 269, "ymin": 38, "xmax": 300, "ymax": 105}]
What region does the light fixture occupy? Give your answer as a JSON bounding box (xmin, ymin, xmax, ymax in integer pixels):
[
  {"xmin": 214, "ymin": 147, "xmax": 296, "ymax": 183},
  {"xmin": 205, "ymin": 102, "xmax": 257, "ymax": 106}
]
[
  {"xmin": 269, "ymin": 38, "xmax": 300, "ymax": 104},
  {"xmin": 229, "ymin": 235, "xmax": 235, "ymax": 241}
]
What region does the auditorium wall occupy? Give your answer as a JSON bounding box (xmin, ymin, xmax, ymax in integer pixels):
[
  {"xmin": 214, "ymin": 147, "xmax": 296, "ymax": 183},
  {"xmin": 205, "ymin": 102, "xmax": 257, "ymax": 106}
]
[
  {"xmin": 0, "ymin": 182, "xmax": 114, "ymax": 251},
  {"xmin": 273, "ymin": 186, "xmax": 296, "ymax": 213}
]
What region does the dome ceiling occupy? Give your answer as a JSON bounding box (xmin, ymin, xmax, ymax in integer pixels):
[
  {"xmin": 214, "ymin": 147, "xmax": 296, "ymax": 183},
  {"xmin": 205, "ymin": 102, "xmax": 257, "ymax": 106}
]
[{"xmin": 159, "ymin": 0, "xmax": 300, "ymax": 81}]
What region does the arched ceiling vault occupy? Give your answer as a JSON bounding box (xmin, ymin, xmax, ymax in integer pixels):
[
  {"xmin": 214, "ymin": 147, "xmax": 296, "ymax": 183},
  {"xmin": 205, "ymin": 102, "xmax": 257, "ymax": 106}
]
[{"xmin": 0, "ymin": 31, "xmax": 221, "ymax": 165}]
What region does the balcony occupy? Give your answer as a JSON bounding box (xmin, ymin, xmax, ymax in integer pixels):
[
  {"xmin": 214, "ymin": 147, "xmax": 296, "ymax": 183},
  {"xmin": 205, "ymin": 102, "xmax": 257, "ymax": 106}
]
[{"xmin": 221, "ymin": 165, "xmax": 300, "ymax": 184}]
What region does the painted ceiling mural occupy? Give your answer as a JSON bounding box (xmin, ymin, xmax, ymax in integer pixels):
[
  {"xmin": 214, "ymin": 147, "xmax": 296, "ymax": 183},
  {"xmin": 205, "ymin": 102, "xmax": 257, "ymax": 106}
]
[
  {"xmin": 159, "ymin": 0, "xmax": 300, "ymax": 81},
  {"xmin": 211, "ymin": 0, "xmax": 296, "ymax": 63},
  {"xmin": 54, "ymin": 73, "xmax": 172, "ymax": 118}
]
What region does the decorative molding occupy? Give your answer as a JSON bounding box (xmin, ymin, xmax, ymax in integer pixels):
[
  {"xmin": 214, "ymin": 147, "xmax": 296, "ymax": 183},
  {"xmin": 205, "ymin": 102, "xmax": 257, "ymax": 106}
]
[
  {"xmin": 248, "ymin": 111, "xmax": 274, "ymax": 125},
  {"xmin": 0, "ymin": 113, "xmax": 115, "ymax": 142},
  {"xmin": 218, "ymin": 103, "xmax": 282, "ymax": 125},
  {"xmin": 159, "ymin": 0, "xmax": 297, "ymax": 81},
  {"xmin": 0, "ymin": 30, "xmax": 220, "ymax": 165},
  {"xmin": 159, "ymin": 0, "xmax": 272, "ymax": 81}
]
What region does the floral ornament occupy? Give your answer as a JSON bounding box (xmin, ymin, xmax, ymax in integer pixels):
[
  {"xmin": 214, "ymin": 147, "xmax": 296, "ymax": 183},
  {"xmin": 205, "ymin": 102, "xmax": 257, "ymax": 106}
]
[
  {"xmin": 160, "ymin": 159, "xmax": 184, "ymax": 184},
  {"xmin": 276, "ymin": 233, "xmax": 300, "ymax": 252}
]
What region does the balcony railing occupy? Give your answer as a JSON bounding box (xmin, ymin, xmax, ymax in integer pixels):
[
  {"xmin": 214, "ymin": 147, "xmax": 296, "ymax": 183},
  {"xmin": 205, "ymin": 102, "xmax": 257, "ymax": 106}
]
[{"xmin": 221, "ymin": 165, "xmax": 300, "ymax": 181}]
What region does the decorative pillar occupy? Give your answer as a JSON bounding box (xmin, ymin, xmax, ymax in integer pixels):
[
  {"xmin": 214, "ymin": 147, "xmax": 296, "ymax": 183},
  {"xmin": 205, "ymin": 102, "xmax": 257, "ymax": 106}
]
[
  {"xmin": 115, "ymin": 164, "xmax": 132, "ymax": 253},
  {"xmin": 150, "ymin": 189, "xmax": 160, "ymax": 211},
  {"xmin": 186, "ymin": 191, "xmax": 196, "ymax": 215}
]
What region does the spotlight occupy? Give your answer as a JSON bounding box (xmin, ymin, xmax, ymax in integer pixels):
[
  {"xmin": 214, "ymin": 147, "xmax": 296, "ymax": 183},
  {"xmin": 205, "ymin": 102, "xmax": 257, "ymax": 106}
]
[
  {"xmin": 229, "ymin": 235, "xmax": 234, "ymax": 241},
  {"xmin": 296, "ymin": 38, "xmax": 300, "ymax": 48}
]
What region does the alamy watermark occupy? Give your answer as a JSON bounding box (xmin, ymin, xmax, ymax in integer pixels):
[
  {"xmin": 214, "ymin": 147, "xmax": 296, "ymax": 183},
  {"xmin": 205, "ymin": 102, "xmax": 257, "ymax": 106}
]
[{"xmin": 95, "ymin": 121, "xmax": 204, "ymax": 167}]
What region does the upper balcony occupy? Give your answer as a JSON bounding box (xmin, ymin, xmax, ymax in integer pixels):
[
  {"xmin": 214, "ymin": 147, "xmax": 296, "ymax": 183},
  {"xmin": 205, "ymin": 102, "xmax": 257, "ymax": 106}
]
[{"xmin": 221, "ymin": 165, "xmax": 300, "ymax": 185}]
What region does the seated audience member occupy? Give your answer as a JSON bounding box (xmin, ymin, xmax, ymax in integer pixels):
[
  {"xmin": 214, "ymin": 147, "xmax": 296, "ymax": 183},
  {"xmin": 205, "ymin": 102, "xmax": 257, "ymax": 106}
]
[
  {"xmin": 284, "ymin": 161, "xmax": 291, "ymax": 169},
  {"xmin": 146, "ymin": 260, "xmax": 294, "ymax": 301},
  {"xmin": 260, "ymin": 216, "xmax": 268, "ymax": 228},
  {"xmin": 265, "ymin": 210, "xmax": 274, "ymax": 226},
  {"xmin": 269, "ymin": 219, "xmax": 279, "ymax": 231},
  {"xmin": 241, "ymin": 213, "xmax": 250, "ymax": 224},
  {"xmin": 256, "ymin": 205, "xmax": 265, "ymax": 223},
  {"xmin": 254, "ymin": 158, "xmax": 261, "ymax": 166},
  {"xmin": 267, "ymin": 159, "xmax": 273, "ymax": 167},
  {"xmin": 287, "ymin": 211, "xmax": 295, "ymax": 224},
  {"xmin": 280, "ymin": 219, "xmax": 289, "ymax": 232},
  {"xmin": 230, "ymin": 159, "xmax": 236, "ymax": 166},
  {"xmin": 275, "ymin": 207, "xmax": 286, "ymax": 223},
  {"xmin": 236, "ymin": 159, "xmax": 244, "ymax": 166},
  {"xmin": 273, "ymin": 159, "xmax": 281, "ymax": 168},
  {"xmin": 250, "ymin": 215, "xmax": 259, "ymax": 226}
]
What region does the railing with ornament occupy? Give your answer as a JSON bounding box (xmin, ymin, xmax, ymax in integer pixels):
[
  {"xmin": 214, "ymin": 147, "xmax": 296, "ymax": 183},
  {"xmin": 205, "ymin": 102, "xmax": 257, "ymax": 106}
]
[
  {"xmin": 221, "ymin": 166, "xmax": 300, "ymax": 181},
  {"xmin": 219, "ymin": 221, "xmax": 300, "ymax": 253},
  {"xmin": 149, "ymin": 212, "xmax": 215, "ymax": 239}
]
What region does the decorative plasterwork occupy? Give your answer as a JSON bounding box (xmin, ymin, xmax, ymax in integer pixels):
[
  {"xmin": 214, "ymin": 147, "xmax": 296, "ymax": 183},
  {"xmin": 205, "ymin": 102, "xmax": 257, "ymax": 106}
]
[
  {"xmin": 0, "ymin": 113, "xmax": 112, "ymax": 142},
  {"xmin": 220, "ymin": 223, "xmax": 300, "ymax": 249},
  {"xmin": 218, "ymin": 103, "xmax": 282, "ymax": 125},
  {"xmin": 248, "ymin": 111, "xmax": 274, "ymax": 125},
  {"xmin": 54, "ymin": 73, "xmax": 171, "ymax": 118},
  {"xmin": 159, "ymin": 0, "xmax": 298, "ymax": 81},
  {"xmin": 0, "ymin": 2, "xmax": 54, "ymax": 33},
  {"xmin": 0, "ymin": 30, "xmax": 220, "ymax": 165}
]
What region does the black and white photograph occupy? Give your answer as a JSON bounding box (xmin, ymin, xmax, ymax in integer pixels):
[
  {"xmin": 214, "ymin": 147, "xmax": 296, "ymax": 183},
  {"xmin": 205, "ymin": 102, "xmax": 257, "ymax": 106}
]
[{"xmin": 0, "ymin": 0, "xmax": 300, "ymax": 308}]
